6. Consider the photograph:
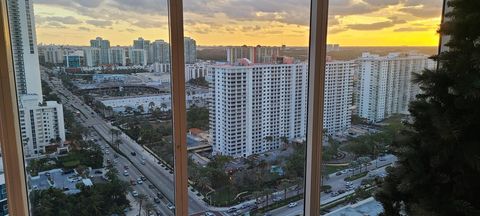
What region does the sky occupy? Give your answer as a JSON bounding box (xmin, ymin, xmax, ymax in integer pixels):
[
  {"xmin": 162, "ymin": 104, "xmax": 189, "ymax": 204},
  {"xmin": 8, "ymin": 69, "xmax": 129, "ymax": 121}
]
[{"xmin": 32, "ymin": 0, "xmax": 444, "ymax": 47}]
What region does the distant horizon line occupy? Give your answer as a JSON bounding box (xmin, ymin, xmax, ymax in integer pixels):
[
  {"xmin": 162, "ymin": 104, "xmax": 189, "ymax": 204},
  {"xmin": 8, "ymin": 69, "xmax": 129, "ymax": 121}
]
[{"xmin": 37, "ymin": 42, "xmax": 438, "ymax": 48}]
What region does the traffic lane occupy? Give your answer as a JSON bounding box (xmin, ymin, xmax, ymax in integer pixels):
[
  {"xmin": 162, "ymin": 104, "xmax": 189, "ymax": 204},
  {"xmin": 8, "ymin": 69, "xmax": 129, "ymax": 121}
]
[
  {"xmin": 96, "ymin": 133, "xmax": 173, "ymax": 216},
  {"xmin": 45, "ymin": 72, "xmax": 206, "ymax": 212}
]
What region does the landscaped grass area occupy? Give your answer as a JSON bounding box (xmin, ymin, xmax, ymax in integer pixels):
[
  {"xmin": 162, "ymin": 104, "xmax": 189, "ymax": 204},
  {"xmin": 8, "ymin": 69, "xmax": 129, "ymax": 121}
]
[
  {"xmin": 325, "ymin": 164, "xmax": 349, "ymax": 175},
  {"xmin": 344, "ymin": 172, "xmax": 368, "ymax": 181},
  {"xmin": 209, "ymin": 187, "xmax": 241, "ymax": 206}
]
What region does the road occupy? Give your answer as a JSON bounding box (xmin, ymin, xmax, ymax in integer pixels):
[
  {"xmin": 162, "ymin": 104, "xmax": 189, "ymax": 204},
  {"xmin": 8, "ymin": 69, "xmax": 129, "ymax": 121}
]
[
  {"xmin": 87, "ymin": 132, "xmax": 173, "ymax": 216},
  {"xmin": 266, "ymin": 155, "xmax": 396, "ymax": 216},
  {"xmin": 42, "ymin": 70, "xmax": 208, "ymax": 215}
]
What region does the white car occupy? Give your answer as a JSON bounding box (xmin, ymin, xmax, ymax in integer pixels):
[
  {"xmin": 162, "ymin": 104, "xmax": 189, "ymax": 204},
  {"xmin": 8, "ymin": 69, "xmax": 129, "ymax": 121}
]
[
  {"xmin": 167, "ymin": 203, "xmax": 175, "ymax": 210},
  {"xmin": 204, "ymin": 212, "xmax": 215, "ymax": 216},
  {"xmin": 132, "ymin": 190, "xmax": 138, "ymax": 197},
  {"xmin": 123, "ymin": 170, "xmax": 129, "ymax": 176},
  {"xmin": 288, "ymin": 202, "xmax": 298, "ymax": 208}
]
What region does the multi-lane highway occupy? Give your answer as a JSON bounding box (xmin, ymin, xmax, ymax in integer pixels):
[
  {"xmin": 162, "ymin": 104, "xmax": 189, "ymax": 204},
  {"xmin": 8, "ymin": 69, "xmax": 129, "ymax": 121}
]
[{"xmin": 42, "ymin": 70, "xmax": 208, "ymax": 215}]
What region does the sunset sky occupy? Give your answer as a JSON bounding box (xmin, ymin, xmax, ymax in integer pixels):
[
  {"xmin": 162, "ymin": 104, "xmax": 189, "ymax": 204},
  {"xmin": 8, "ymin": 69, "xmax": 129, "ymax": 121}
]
[{"xmin": 32, "ymin": 0, "xmax": 443, "ymax": 47}]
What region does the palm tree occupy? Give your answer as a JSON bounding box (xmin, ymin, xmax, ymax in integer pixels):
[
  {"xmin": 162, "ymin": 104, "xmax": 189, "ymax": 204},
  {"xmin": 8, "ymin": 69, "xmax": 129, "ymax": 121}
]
[
  {"xmin": 280, "ymin": 136, "xmax": 289, "ymax": 149},
  {"xmin": 110, "ymin": 128, "xmax": 120, "ymax": 145},
  {"xmin": 160, "ymin": 102, "xmax": 167, "ymax": 112},
  {"xmin": 136, "ymin": 194, "xmax": 147, "ymax": 216},
  {"xmin": 279, "ymin": 180, "xmax": 290, "ymax": 200},
  {"xmin": 252, "ymin": 191, "xmax": 263, "ymax": 204},
  {"xmin": 114, "ymin": 139, "xmax": 121, "ymax": 149},
  {"xmin": 148, "ymin": 102, "xmax": 155, "ymax": 113},
  {"xmin": 263, "ymin": 188, "xmax": 274, "ymax": 207}
]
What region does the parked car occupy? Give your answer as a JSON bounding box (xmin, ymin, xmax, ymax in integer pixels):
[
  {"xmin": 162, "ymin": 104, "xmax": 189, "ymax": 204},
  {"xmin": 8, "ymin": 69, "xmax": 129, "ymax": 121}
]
[
  {"xmin": 204, "ymin": 212, "xmax": 215, "ymax": 216},
  {"xmin": 157, "ymin": 192, "xmax": 164, "ymax": 199},
  {"xmin": 131, "ymin": 152, "xmax": 136, "ymax": 156},
  {"xmin": 288, "ymin": 202, "xmax": 298, "ymax": 208},
  {"xmin": 153, "ymin": 197, "xmax": 161, "ymax": 203},
  {"xmin": 123, "ymin": 170, "xmax": 129, "ymax": 176},
  {"xmin": 140, "ymin": 176, "xmax": 147, "ymax": 181},
  {"xmin": 336, "ymin": 172, "xmax": 342, "ymax": 176},
  {"xmin": 167, "ymin": 203, "xmax": 175, "ymax": 210},
  {"xmin": 132, "ymin": 190, "xmax": 138, "ymax": 197}
]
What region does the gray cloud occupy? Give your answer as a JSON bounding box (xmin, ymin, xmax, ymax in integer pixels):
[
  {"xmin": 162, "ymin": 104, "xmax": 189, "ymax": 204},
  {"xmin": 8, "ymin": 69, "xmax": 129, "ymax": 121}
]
[
  {"xmin": 78, "ymin": 26, "xmax": 90, "ymax": 31},
  {"xmin": 393, "ymin": 27, "xmax": 430, "ymax": 32},
  {"xmin": 347, "ymin": 17, "xmax": 406, "ymax": 30},
  {"xmin": 36, "ymin": 16, "xmax": 82, "ymax": 25},
  {"xmin": 86, "ymin": 19, "xmax": 113, "ymax": 27}
]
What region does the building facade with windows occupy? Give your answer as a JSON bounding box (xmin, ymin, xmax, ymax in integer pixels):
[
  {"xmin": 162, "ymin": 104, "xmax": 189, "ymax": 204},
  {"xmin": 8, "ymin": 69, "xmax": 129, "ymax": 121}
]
[
  {"xmin": 6, "ymin": 0, "xmax": 66, "ymax": 159},
  {"xmin": 226, "ymin": 45, "xmax": 280, "ymax": 64},
  {"xmin": 323, "ymin": 60, "xmax": 355, "ymax": 134},
  {"xmin": 83, "ymin": 47, "xmax": 101, "ymax": 67},
  {"xmin": 148, "ymin": 40, "xmax": 170, "ymax": 64},
  {"xmin": 110, "ymin": 46, "xmax": 126, "ymax": 66},
  {"xmin": 128, "ymin": 48, "xmax": 147, "ymax": 66},
  {"xmin": 356, "ymin": 52, "xmax": 435, "ymax": 122},
  {"xmin": 208, "ymin": 63, "xmax": 308, "ymax": 157},
  {"xmin": 90, "ymin": 37, "xmax": 111, "ymax": 65},
  {"xmin": 184, "ymin": 37, "xmax": 197, "ymax": 64},
  {"xmin": 43, "ymin": 45, "xmax": 64, "ymax": 64}
]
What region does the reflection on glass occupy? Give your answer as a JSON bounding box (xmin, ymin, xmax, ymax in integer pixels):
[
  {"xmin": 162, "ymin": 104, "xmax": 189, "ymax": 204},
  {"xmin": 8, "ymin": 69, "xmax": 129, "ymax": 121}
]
[
  {"xmin": 184, "ymin": 1, "xmax": 310, "ymax": 215},
  {"xmin": 6, "ymin": 0, "xmax": 176, "ymax": 215}
]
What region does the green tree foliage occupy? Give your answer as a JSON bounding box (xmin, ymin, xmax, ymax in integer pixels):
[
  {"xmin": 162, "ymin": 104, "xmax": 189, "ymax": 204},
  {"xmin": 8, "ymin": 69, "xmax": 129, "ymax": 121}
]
[
  {"xmin": 187, "ymin": 105, "xmax": 209, "ymax": 130},
  {"xmin": 376, "ymin": 1, "xmax": 480, "ymax": 215},
  {"xmin": 31, "ymin": 180, "xmax": 129, "ymax": 216},
  {"xmin": 188, "ymin": 77, "xmax": 210, "ymax": 87}
]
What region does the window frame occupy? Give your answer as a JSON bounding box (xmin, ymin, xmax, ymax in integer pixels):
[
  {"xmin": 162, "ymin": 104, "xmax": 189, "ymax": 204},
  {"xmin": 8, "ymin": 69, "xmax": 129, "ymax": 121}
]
[
  {"xmin": 0, "ymin": 0, "xmax": 329, "ymax": 215},
  {"xmin": 0, "ymin": 1, "xmax": 30, "ymax": 215}
]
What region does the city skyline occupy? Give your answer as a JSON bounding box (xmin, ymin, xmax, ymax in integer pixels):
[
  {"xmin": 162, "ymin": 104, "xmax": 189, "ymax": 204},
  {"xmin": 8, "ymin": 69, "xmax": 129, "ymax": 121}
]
[{"xmin": 33, "ymin": 0, "xmax": 443, "ymax": 46}]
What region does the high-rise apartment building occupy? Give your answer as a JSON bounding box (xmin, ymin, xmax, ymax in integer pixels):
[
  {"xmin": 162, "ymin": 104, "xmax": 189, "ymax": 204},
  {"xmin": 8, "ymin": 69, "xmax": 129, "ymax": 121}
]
[
  {"xmin": 43, "ymin": 45, "xmax": 64, "ymax": 64},
  {"xmin": 133, "ymin": 37, "xmax": 150, "ymax": 50},
  {"xmin": 128, "ymin": 48, "xmax": 147, "ymax": 66},
  {"xmin": 110, "ymin": 46, "xmax": 126, "ymax": 66},
  {"xmin": 83, "ymin": 47, "xmax": 101, "ymax": 67},
  {"xmin": 356, "ymin": 52, "xmax": 435, "ymax": 123},
  {"xmin": 90, "ymin": 37, "xmax": 111, "ymax": 65},
  {"xmin": 208, "ymin": 63, "xmax": 308, "ymax": 157},
  {"xmin": 6, "ymin": 0, "xmax": 66, "ymax": 158},
  {"xmin": 184, "ymin": 37, "xmax": 197, "ymax": 64},
  {"xmin": 323, "ymin": 60, "xmax": 355, "ymax": 134},
  {"xmin": 148, "ymin": 40, "xmax": 170, "ymax": 64},
  {"xmin": 64, "ymin": 51, "xmax": 83, "ymax": 68},
  {"xmin": 185, "ymin": 63, "xmax": 208, "ymax": 81},
  {"xmin": 226, "ymin": 45, "xmax": 280, "ymax": 64}
]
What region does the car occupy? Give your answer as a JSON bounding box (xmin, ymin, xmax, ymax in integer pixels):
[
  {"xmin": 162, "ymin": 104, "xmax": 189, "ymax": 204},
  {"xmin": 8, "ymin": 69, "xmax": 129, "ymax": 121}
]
[
  {"xmin": 141, "ymin": 155, "xmax": 146, "ymax": 160},
  {"xmin": 148, "ymin": 184, "xmax": 155, "ymax": 189},
  {"xmin": 137, "ymin": 179, "xmax": 143, "ymax": 184},
  {"xmin": 272, "ymin": 197, "xmax": 281, "ymax": 202},
  {"xmin": 123, "ymin": 170, "xmax": 129, "ymax": 176},
  {"xmin": 140, "ymin": 176, "xmax": 147, "ymax": 181},
  {"xmin": 336, "ymin": 172, "xmax": 342, "ymax": 176},
  {"xmin": 226, "ymin": 208, "xmax": 237, "ymax": 213},
  {"xmin": 106, "ymin": 159, "xmax": 111, "ymax": 164},
  {"xmin": 130, "ymin": 180, "xmax": 136, "ymax": 185},
  {"xmin": 153, "ymin": 197, "xmax": 161, "ymax": 203},
  {"xmin": 131, "ymin": 152, "xmax": 137, "ymax": 156},
  {"xmin": 340, "ymin": 170, "xmax": 348, "ymax": 174},
  {"xmin": 288, "ymin": 202, "xmax": 298, "ymax": 208},
  {"xmin": 156, "ymin": 210, "xmax": 162, "ymax": 216},
  {"xmin": 105, "ymin": 150, "xmax": 110, "ymax": 154},
  {"xmin": 124, "ymin": 165, "xmax": 129, "ymax": 170},
  {"xmin": 338, "ymin": 189, "xmax": 346, "ymax": 194},
  {"xmin": 204, "ymin": 212, "xmax": 215, "ymax": 216},
  {"xmin": 141, "ymin": 160, "xmax": 146, "ymax": 165},
  {"xmin": 132, "ymin": 190, "xmax": 138, "ymax": 197},
  {"xmin": 114, "ymin": 154, "xmax": 118, "ymax": 158},
  {"xmin": 94, "ymin": 170, "xmax": 103, "ymax": 174},
  {"xmin": 167, "ymin": 203, "xmax": 175, "ymax": 210},
  {"xmin": 379, "ymin": 157, "xmax": 387, "ymax": 161},
  {"xmin": 331, "ymin": 192, "xmax": 339, "ymax": 197}
]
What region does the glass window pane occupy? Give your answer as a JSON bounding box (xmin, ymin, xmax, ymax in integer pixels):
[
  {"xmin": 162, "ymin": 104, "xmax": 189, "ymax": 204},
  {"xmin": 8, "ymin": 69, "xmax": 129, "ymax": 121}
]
[
  {"xmin": 5, "ymin": 0, "xmax": 176, "ymax": 215},
  {"xmin": 184, "ymin": 1, "xmax": 311, "ymax": 215},
  {"xmin": 320, "ymin": 0, "xmax": 443, "ymax": 215}
]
